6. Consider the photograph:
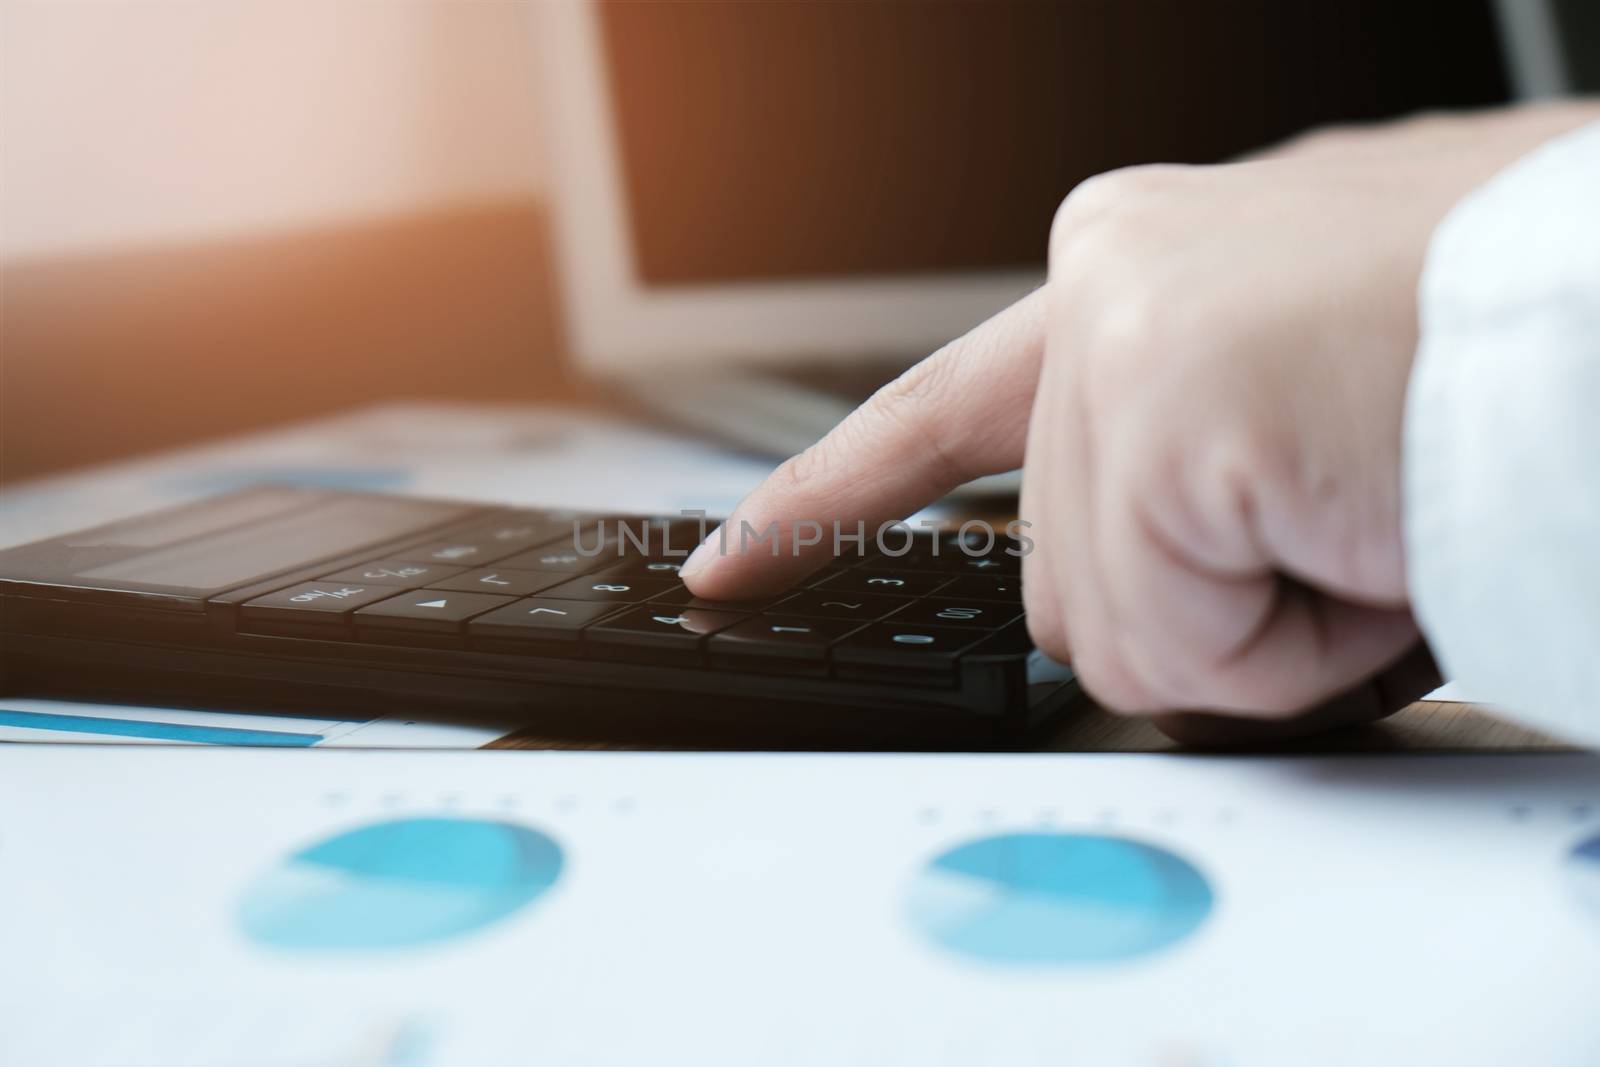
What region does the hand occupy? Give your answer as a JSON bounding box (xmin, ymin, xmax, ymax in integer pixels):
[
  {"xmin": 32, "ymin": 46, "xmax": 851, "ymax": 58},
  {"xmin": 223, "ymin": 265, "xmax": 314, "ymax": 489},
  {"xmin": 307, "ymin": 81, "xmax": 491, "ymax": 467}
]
[{"xmin": 681, "ymin": 103, "xmax": 1600, "ymax": 740}]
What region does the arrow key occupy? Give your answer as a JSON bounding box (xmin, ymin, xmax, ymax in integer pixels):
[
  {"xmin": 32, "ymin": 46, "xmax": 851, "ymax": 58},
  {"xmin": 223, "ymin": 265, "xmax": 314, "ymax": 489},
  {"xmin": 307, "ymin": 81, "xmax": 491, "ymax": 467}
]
[{"xmin": 353, "ymin": 590, "xmax": 517, "ymax": 634}]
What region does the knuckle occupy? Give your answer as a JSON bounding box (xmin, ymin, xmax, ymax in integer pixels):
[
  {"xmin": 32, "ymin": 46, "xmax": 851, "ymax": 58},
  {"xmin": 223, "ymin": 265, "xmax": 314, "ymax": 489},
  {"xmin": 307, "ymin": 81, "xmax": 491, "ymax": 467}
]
[
  {"xmin": 1051, "ymin": 165, "xmax": 1186, "ymax": 252},
  {"xmin": 1049, "ymin": 165, "xmax": 1193, "ymax": 307},
  {"xmin": 1060, "ymin": 163, "xmax": 1181, "ymax": 218},
  {"xmin": 874, "ymin": 352, "xmax": 952, "ymax": 418},
  {"xmin": 865, "ymin": 359, "xmax": 968, "ymax": 482},
  {"xmin": 1076, "ymin": 286, "xmax": 1192, "ymax": 412}
]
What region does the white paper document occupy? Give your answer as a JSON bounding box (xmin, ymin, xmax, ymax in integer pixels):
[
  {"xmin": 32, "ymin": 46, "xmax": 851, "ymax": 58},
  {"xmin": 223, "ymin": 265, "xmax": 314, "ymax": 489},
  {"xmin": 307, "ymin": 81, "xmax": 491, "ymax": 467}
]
[{"xmin": 1, "ymin": 746, "xmax": 1595, "ymax": 1066}]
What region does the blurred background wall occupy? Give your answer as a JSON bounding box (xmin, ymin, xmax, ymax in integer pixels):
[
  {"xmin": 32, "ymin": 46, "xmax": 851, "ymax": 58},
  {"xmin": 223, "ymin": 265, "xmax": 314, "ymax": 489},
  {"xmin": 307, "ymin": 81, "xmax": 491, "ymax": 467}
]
[
  {"xmin": 1, "ymin": 1, "xmax": 570, "ymax": 485},
  {"xmin": 2, "ymin": 0, "xmax": 544, "ymax": 258}
]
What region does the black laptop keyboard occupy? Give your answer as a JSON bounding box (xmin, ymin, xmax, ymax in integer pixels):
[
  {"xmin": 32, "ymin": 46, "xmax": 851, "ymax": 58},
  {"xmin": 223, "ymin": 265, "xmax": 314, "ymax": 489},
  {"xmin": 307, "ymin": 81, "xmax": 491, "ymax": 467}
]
[{"xmin": 236, "ymin": 510, "xmax": 1030, "ymax": 687}]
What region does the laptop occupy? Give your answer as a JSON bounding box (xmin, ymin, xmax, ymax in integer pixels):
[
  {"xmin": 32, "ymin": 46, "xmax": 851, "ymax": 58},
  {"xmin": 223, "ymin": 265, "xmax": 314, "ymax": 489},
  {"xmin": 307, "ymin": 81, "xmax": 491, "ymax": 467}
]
[{"xmin": 532, "ymin": 0, "xmax": 1571, "ymax": 482}]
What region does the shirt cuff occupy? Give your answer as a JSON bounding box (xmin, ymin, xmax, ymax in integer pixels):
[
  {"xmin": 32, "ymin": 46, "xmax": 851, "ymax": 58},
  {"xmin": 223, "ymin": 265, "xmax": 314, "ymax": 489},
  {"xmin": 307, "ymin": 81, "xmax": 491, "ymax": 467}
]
[{"xmin": 1404, "ymin": 119, "xmax": 1600, "ymax": 746}]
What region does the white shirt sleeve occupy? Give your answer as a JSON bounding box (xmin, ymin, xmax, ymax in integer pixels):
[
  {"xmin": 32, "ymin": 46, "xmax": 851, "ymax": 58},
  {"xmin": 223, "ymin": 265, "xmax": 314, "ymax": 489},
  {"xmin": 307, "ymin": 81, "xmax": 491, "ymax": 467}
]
[{"xmin": 1405, "ymin": 119, "xmax": 1600, "ymax": 746}]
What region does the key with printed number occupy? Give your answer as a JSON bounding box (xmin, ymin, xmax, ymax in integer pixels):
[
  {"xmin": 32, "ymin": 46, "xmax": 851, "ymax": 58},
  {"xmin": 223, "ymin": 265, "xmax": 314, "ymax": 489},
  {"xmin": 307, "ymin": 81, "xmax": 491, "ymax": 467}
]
[
  {"xmin": 831, "ymin": 623, "xmax": 986, "ymax": 685},
  {"xmin": 649, "ymin": 586, "xmax": 778, "ymax": 612},
  {"xmin": 539, "ymin": 576, "xmax": 681, "ymax": 603},
  {"xmin": 599, "ymin": 557, "xmax": 691, "ymax": 579},
  {"xmin": 812, "ymin": 571, "xmax": 952, "ymax": 598},
  {"xmin": 708, "ymin": 616, "xmax": 864, "ymax": 675},
  {"xmin": 884, "ymin": 600, "xmax": 1022, "ymax": 629},
  {"xmin": 764, "ymin": 591, "xmax": 906, "ymax": 621},
  {"xmin": 586, "ymin": 606, "xmax": 749, "ymax": 664}
]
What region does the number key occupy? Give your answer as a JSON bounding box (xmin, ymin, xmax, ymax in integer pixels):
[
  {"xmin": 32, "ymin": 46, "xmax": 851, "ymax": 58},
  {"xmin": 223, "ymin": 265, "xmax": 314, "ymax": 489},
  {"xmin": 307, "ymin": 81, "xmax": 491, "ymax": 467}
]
[
  {"xmin": 539, "ymin": 576, "xmax": 680, "ymax": 603},
  {"xmin": 830, "ymin": 623, "xmax": 985, "ymax": 685},
  {"xmin": 599, "ymin": 557, "xmax": 690, "ymax": 579},
  {"xmin": 764, "ymin": 591, "xmax": 906, "ymax": 620},
  {"xmin": 708, "ymin": 616, "xmax": 864, "ymax": 674},
  {"xmin": 813, "ymin": 571, "xmax": 952, "ymax": 598},
  {"xmin": 586, "ymin": 606, "xmax": 749, "ymax": 664},
  {"xmin": 884, "ymin": 601, "xmax": 1021, "ymax": 629}
]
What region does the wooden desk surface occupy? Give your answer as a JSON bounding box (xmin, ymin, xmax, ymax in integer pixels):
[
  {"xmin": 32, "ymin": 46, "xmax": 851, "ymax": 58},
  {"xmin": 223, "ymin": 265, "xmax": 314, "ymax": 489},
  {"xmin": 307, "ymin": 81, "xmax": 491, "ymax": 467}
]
[
  {"xmin": 3, "ymin": 202, "xmax": 1572, "ymax": 757},
  {"xmin": 488, "ymin": 699, "xmax": 1567, "ymax": 753}
]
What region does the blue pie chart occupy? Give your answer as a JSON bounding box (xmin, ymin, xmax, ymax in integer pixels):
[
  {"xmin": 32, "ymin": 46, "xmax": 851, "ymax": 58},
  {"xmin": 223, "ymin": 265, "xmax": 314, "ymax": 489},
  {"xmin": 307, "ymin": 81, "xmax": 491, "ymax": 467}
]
[
  {"xmin": 907, "ymin": 832, "xmax": 1214, "ymax": 965},
  {"xmin": 1567, "ymin": 832, "xmax": 1600, "ymax": 924},
  {"xmin": 239, "ymin": 817, "xmax": 564, "ymax": 951}
]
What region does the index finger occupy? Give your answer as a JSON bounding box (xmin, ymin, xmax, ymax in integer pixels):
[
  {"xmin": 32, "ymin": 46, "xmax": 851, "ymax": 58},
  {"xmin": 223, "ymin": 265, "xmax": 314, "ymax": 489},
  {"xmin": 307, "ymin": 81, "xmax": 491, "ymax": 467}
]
[{"xmin": 681, "ymin": 288, "xmax": 1048, "ymax": 599}]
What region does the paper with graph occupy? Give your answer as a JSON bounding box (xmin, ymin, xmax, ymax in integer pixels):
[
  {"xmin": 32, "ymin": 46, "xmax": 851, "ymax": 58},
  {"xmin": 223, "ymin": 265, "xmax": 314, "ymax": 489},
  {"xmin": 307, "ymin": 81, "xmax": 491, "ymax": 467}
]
[{"xmin": 1, "ymin": 746, "xmax": 1596, "ymax": 1066}]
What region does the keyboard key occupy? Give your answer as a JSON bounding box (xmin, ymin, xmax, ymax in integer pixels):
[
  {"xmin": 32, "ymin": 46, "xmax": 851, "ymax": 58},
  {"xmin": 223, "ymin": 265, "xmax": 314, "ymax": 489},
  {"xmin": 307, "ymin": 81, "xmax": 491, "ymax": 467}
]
[
  {"xmin": 352, "ymin": 590, "xmax": 517, "ymax": 633},
  {"xmin": 538, "ymin": 576, "xmax": 681, "ymax": 603},
  {"xmin": 586, "ymin": 606, "xmax": 749, "ymax": 664},
  {"xmin": 765, "ymin": 591, "xmax": 906, "ymax": 621},
  {"xmin": 830, "ymin": 623, "xmax": 985, "ymax": 684},
  {"xmin": 599, "ymin": 516, "xmax": 705, "ymax": 558},
  {"xmin": 599, "ymin": 557, "xmax": 691, "ymax": 579},
  {"xmin": 861, "ymin": 549, "xmax": 947, "ymax": 574},
  {"xmin": 468, "ymin": 598, "xmax": 625, "ymax": 646},
  {"xmin": 939, "ymin": 553, "xmax": 1021, "ymax": 576},
  {"xmin": 319, "ymin": 560, "xmax": 467, "ymax": 588},
  {"xmin": 240, "ymin": 583, "xmax": 399, "ymax": 625},
  {"xmin": 813, "ymin": 570, "xmax": 952, "ymax": 598},
  {"xmin": 494, "ymin": 547, "xmax": 614, "ymax": 575},
  {"xmin": 400, "ymin": 539, "xmax": 524, "ymax": 566},
  {"xmin": 427, "ymin": 567, "xmax": 568, "ymax": 597},
  {"xmin": 708, "ymin": 616, "xmax": 864, "ymax": 674},
  {"xmin": 544, "ymin": 516, "xmax": 699, "ymax": 561},
  {"xmin": 963, "ymin": 619, "xmax": 1037, "ymax": 661},
  {"xmin": 451, "ymin": 518, "xmax": 571, "ymax": 553},
  {"xmin": 942, "ymin": 527, "xmax": 1023, "ymax": 551},
  {"xmin": 799, "ymin": 564, "xmax": 854, "ymax": 587},
  {"xmin": 648, "ymin": 586, "xmax": 777, "ymax": 612},
  {"xmin": 864, "ymin": 535, "xmax": 1025, "ymax": 575},
  {"xmin": 941, "ymin": 575, "xmax": 1023, "ymax": 603},
  {"xmin": 884, "ymin": 600, "xmax": 1022, "ymax": 629},
  {"xmin": 859, "ymin": 530, "xmax": 938, "ymax": 565}
]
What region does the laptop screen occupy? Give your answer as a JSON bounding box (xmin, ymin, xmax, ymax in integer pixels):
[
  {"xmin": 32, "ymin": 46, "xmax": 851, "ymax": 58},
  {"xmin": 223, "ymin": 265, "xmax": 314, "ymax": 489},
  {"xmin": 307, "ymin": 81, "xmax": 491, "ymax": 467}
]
[{"xmin": 597, "ymin": 1, "xmax": 1511, "ymax": 288}]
